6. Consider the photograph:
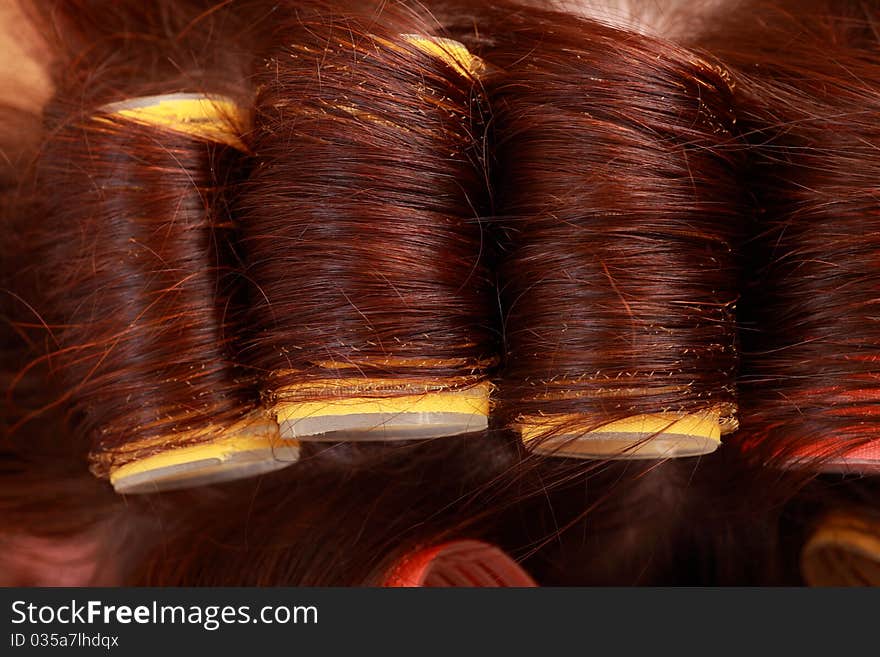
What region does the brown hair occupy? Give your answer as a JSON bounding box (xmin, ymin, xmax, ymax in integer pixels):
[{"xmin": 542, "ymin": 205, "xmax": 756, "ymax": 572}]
[{"xmin": 6, "ymin": 0, "xmax": 880, "ymax": 586}]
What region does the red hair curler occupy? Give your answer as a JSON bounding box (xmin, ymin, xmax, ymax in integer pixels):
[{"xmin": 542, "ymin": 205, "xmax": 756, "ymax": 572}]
[{"xmin": 384, "ymin": 540, "xmax": 536, "ymax": 587}]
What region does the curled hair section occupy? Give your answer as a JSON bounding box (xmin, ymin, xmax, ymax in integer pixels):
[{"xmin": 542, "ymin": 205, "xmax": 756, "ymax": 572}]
[
  {"xmin": 28, "ymin": 2, "xmax": 297, "ymax": 493},
  {"xmin": 237, "ymin": 7, "xmax": 497, "ymax": 443},
  {"xmin": 695, "ymin": 1, "xmax": 880, "ymax": 471},
  {"xmin": 475, "ymin": 4, "xmax": 745, "ymax": 459}
]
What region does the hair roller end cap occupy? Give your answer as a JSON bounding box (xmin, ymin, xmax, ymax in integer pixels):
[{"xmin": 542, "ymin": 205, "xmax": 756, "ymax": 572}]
[
  {"xmin": 399, "ymin": 35, "xmax": 486, "ymax": 79},
  {"xmin": 802, "ymin": 511, "xmax": 880, "ymax": 586},
  {"xmin": 520, "ymin": 412, "xmax": 723, "ymax": 460},
  {"xmin": 99, "ymin": 93, "xmax": 248, "ymax": 151},
  {"xmin": 108, "ymin": 424, "xmax": 299, "ymax": 494},
  {"xmin": 275, "ymin": 382, "xmax": 490, "ymax": 441}
]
